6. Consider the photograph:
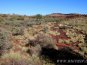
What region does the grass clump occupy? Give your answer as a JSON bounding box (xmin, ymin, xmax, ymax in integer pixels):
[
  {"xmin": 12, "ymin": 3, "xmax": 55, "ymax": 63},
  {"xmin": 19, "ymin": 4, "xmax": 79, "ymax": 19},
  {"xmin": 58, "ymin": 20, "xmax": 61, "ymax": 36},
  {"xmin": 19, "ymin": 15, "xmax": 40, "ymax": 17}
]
[
  {"xmin": 11, "ymin": 27, "xmax": 24, "ymax": 36},
  {"xmin": 0, "ymin": 52, "xmax": 43, "ymax": 65}
]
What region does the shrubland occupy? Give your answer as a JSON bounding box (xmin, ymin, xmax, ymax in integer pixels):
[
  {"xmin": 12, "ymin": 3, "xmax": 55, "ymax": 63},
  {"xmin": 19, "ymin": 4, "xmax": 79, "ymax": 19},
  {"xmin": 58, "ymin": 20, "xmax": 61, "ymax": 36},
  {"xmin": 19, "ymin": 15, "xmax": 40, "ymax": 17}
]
[{"xmin": 0, "ymin": 14, "xmax": 87, "ymax": 65}]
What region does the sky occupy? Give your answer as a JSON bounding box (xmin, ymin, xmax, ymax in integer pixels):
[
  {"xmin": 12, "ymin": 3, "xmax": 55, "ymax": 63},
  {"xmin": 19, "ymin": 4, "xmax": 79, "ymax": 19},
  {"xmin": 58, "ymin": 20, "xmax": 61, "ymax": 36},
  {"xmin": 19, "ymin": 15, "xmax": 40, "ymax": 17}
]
[{"xmin": 0, "ymin": 0, "xmax": 87, "ymax": 15}]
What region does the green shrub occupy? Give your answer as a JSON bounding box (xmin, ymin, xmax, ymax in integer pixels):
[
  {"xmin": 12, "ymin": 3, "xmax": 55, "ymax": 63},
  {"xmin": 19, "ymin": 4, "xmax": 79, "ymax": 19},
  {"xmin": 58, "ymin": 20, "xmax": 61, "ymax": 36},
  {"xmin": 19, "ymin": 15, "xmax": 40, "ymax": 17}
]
[
  {"xmin": 0, "ymin": 16, "xmax": 4, "ymax": 22},
  {"xmin": 0, "ymin": 30, "xmax": 12, "ymax": 55},
  {"xmin": 27, "ymin": 33, "xmax": 58, "ymax": 56},
  {"xmin": 11, "ymin": 27, "xmax": 24, "ymax": 36},
  {"xmin": 34, "ymin": 33, "xmax": 58, "ymax": 50}
]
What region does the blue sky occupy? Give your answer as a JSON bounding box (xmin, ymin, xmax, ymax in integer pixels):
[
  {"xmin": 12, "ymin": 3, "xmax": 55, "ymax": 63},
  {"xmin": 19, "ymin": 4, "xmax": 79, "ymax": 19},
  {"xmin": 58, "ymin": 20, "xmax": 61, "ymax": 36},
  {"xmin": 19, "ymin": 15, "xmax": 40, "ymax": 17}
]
[{"xmin": 0, "ymin": 0, "xmax": 87, "ymax": 15}]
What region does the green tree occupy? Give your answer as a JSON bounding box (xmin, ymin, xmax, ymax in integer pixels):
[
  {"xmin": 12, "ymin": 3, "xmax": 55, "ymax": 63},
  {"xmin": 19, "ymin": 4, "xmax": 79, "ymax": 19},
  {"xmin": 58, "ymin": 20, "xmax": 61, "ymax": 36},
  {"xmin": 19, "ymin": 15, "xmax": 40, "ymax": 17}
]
[
  {"xmin": 35, "ymin": 14, "xmax": 43, "ymax": 24},
  {"xmin": 35, "ymin": 14, "xmax": 42, "ymax": 20}
]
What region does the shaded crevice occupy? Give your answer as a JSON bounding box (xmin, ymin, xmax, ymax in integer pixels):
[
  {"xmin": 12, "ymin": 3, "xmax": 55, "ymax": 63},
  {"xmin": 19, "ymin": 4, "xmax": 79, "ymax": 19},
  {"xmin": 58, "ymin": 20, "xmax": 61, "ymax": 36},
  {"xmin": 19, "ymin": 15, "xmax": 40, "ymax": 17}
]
[
  {"xmin": 85, "ymin": 34, "xmax": 87, "ymax": 43},
  {"xmin": 41, "ymin": 47, "xmax": 84, "ymax": 65}
]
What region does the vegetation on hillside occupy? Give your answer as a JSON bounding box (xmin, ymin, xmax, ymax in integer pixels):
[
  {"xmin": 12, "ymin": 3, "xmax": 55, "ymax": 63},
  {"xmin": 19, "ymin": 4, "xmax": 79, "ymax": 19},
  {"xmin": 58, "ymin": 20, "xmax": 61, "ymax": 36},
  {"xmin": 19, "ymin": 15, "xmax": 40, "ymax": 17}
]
[{"xmin": 0, "ymin": 14, "xmax": 87, "ymax": 65}]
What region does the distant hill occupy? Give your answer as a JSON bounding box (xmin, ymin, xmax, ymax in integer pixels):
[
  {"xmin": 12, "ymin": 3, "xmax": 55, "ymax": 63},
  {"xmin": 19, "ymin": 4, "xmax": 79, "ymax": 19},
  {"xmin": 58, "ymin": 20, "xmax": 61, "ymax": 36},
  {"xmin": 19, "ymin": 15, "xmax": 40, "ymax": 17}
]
[
  {"xmin": 0, "ymin": 13, "xmax": 87, "ymax": 20},
  {"xmin": 47, "ymin": 13, "xmax": 87, "ymax": 18}
]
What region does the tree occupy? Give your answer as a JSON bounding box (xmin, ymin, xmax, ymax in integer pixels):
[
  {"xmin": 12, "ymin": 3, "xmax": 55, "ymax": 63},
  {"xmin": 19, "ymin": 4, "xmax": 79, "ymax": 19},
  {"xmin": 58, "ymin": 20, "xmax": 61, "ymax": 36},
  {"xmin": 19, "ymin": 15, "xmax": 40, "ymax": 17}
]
[
  {"xmin": 35, "ymin": 14, "xmax": 43, "ymax": 24},
  {"xmin": 35, "ymin": 14, "xmax": 42, "ymax": 20}
]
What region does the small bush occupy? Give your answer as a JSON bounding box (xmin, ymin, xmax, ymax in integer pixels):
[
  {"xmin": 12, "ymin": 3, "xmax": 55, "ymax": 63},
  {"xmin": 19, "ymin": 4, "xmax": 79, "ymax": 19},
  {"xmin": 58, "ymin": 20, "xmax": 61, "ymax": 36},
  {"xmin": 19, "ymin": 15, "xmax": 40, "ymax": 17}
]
[
  {"xmin": 0, "ymin": 30, "xmax": 12, "ymax": 55},
  {"xmin": 11, "ymin": 27, "xmax": 24, "ymax": 36},
  {"xmin": 37, "ymin": 33, "xmax": 58, "ymax": 50},
  {"xmin": 27, "ymin": 33, "xmax": 58, "ymax": 56},
  {"xmin": 0, "ymin": 16, "xmax": 4, "ymax": 22}
]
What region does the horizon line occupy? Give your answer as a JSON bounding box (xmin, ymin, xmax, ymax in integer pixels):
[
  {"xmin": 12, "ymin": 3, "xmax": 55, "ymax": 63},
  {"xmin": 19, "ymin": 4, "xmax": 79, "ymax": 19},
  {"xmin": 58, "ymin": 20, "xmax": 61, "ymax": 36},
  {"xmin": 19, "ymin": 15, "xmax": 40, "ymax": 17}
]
[{"xmin": 0, "ymin": 12, "xmax": 87, "ymax": 16}]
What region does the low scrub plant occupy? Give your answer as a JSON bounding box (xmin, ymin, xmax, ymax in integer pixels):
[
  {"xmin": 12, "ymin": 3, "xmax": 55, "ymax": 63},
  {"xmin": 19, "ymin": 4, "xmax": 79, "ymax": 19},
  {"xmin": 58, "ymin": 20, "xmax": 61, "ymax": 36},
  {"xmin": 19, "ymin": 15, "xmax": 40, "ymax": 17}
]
[
  {"xmin": 11, "ymin": 27, "xmax": 24, "ymax": 36},
  {"xmin": 0, "ymin": 30, "xmax": 12, "ymax": 55}
]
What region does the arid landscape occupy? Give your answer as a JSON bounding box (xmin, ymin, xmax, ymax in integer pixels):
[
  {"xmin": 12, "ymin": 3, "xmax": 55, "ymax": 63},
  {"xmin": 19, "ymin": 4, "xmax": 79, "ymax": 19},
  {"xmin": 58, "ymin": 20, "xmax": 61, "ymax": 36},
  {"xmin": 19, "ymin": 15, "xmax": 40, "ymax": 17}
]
[{"xmin": 0, "ymin": 13, "xmax": 87, "ymax": 65}]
